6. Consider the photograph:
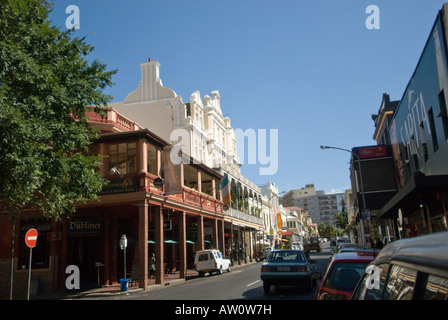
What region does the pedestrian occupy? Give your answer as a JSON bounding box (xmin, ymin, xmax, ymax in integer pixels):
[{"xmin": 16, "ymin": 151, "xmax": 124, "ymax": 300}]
[{"xmin": 149, "ymin": 253, "xmax": 156, "ymax": 281}]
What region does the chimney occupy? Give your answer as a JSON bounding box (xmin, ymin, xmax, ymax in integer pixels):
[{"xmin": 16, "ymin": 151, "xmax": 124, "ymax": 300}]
[{"xmin": 138, "ymin": 59, "xmax": 160, "ymax": 101}]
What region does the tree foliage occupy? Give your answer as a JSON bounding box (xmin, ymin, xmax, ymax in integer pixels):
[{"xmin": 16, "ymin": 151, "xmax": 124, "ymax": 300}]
[{"xmin": 0, "ymin": 0, "xmax": 116, "ymax": 219}]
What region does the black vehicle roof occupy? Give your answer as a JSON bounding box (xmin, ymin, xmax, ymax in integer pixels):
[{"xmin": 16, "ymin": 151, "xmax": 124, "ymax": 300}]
[{"xmin": 373, "ymin": 231, "xmax": 448, "ymax": 277}]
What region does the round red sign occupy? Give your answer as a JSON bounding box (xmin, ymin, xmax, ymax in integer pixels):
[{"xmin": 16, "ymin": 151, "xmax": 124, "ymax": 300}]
[{"xmin": 25, "ymin": 228, "xmax": 38, "ymax": 248}]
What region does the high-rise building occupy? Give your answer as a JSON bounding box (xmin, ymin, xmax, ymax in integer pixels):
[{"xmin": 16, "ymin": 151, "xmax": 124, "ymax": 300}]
[{"xmin": 282, "ymin": 184, "xmax": 343, "ymax": 225}]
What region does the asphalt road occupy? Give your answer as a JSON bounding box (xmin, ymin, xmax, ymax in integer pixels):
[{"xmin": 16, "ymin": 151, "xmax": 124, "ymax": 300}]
[{"xmin": 96, "ymin": 243, "xmax": 332, "ymax": 301}]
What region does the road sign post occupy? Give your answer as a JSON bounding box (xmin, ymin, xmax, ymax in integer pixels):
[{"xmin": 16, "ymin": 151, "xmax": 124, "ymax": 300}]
[{"xmin": 25, "ymin": 229, "xmax": 38, "ymax": 300}]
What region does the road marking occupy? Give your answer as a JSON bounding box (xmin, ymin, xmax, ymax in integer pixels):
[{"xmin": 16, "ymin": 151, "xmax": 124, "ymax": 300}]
[{"xmin": 246, "ymin": 280, "xmax": 261, "ymax": 287}]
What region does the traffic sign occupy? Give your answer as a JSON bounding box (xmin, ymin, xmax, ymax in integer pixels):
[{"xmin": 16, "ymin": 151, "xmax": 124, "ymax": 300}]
[{"xmin": 25, "ymin": 229, "xmax": 38, "ymax": 248}]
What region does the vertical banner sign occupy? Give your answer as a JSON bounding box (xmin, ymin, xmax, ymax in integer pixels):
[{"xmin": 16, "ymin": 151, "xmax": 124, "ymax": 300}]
[{"xmin": 25, "ymin": 228, "xmax": 38, "ymax": 300}]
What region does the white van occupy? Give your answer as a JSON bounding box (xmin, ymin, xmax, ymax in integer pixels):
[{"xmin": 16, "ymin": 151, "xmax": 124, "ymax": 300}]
[{"xmin": 194, "ymin": 249, "xmax": 231, "ymax": 276}]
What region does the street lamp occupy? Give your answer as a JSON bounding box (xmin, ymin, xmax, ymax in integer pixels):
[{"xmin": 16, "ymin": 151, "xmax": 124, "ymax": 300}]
[
  {"xmin": 320, "ymin": 145, "xmax": 366, "ymax": 245},
  {"xmin": 119, "ymin": 234, "xmax": 127, "ymax": 279}
]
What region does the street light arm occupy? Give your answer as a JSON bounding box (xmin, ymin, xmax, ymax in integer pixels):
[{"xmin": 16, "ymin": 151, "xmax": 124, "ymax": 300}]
[
  {"xmin": 320, "ymin": 145, "xmax": 359, "ymax": 159},
  {"xmin": 320, "ymin": 144, "xmax": 366, "ymax": 245}
]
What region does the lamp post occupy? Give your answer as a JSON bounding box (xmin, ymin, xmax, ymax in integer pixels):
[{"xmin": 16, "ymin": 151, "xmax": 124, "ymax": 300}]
[
  {"xmin": 119, "ymin": 234, "xmax": 127, "ymax": 279},
  {"xmin": 153, "ymin": 177, "xmax": 165, "ymax": 284},
  {"xmin": 320, "ymin": 145, "xmax": 366, "ymax": 245}
]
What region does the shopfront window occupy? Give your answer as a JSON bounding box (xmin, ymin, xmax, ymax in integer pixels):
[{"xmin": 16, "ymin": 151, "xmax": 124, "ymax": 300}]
[
  {"xmin": 147, "ymin": 144, "xmax": 158, "ymax": 175},
  {"xmin": 108, "ymin": 142, "xmax": 137, "ymax": 175},
  {"xmin": 18, "ymin": 220, "xmax": 51, "ymax": 269}
]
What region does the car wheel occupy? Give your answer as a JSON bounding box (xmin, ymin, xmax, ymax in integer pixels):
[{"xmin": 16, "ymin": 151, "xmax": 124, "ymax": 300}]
[
  {"xmin": 218, "ymin": 266, "xmax": 223, "ymax": 275},
  {"xmin": 227, "ymin": 265, "xmax": 231, "ymax": 272},
  {"xmin": 263, "ymin": 282, "xmax": 271, "ymax": 295},
  {"xmin": 198, "ymin": 271, "xmax": 204, "ymax": 277}
]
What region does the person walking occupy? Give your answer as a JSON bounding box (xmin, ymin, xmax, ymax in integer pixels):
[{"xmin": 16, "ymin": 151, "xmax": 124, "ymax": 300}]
[{"xmin": 149, "ymin": 253, "xmax": 156, "ymax": 281}]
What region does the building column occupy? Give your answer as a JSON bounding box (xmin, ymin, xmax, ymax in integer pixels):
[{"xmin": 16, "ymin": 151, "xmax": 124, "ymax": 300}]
[
  {"xmin": 212, "ymin": 218, "xmax": 218, "ymax": 249},
  {"xmin": 197, "ymin": 216, "xmax": 204, "ymax": 251},
  {"xmin": 220, "ymin": 220, "xmax": 225, "ymax": 255},
  {"xmin": 104, "ymin": 217, "xmax": 111, "ymax": 285},
  {"xmin": 155, "ymin": 205, "xmax": 164, "ymax": 284},
  {"xmin": 138, "ymin": 202, "xmax": 149, "ymax": 289},
  {"xmin": 179, "ymin": 211, "xmax": 187, "ymax": 278}
]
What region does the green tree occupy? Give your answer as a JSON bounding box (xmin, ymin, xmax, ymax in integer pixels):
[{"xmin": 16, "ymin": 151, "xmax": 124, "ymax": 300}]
[
  {"xmin": 335, "ymin": 210, "xmax": 349, "ymax": 231},
  {"xmin": 0, "ymin": 0, "xmax": 116, "ymax": 220}
]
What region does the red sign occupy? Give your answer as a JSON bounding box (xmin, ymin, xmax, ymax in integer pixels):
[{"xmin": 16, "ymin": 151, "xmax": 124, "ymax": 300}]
[
  {"xmin": 358, "ymin": 145, "xmax": 388, "ymax": 159},
  {"xmin": 25, "ymin": 228, "xmax": 38, "ymax": 248}
]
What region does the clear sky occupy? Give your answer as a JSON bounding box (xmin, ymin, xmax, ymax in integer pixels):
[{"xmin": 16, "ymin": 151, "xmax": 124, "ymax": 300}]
[{"xmin": 49, "ymin": 0, "xmax": 448, "ymax": 194}]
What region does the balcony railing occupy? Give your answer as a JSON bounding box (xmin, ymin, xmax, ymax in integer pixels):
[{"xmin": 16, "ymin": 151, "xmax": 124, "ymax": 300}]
[{"xmin": 226, "ymin": 207, "xmax": 263, "ymax": 226}]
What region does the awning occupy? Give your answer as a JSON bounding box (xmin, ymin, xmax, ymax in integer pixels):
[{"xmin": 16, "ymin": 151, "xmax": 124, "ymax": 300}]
[
  {"xmin": 20, "ymin": 220, "xmax": 51, "ymax": 232},
  {"xmin": 148, "ymin": 240, "xmax": 177, "ymax": 244},
  {"xmin": 378, "ymin": 172, "xmax": 448, "ymax": 219}
]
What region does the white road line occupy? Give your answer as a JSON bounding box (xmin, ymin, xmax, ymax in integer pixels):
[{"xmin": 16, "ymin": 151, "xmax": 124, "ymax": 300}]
[{"xmin": 246, "ymin": 280, "xmax": 261, "ymax": 287}]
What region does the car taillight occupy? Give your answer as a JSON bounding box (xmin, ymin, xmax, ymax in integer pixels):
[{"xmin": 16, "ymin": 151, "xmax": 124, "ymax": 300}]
[
  {"xmin": 293, "ymin": 266, "xmax": 308, "ymax": 272},
  {"xmin": 261, "ymin": 265, "xmax": 272, "ymax": 272}
]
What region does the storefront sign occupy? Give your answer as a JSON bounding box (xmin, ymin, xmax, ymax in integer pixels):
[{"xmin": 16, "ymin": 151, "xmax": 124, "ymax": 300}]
[
  {"xmin": 99, "ymin": 177, "xmax": 137, "ymax": 195},
  {"xmin": 357, "ymin": 145, "xmax": 388, "ymax": 159},
  {"xmin": 48, "ymin": 231, "xmax": 62, "ymax": 241},
  {"xmin": 67, "ymin": 218, "xmax": 103, "ymax": 234},
  {"xmin": 390, "ymin": 13, "xmax": 448, "ymax": 188}
]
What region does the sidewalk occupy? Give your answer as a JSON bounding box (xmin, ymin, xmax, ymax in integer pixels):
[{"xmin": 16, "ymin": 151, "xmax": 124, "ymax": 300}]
[{"xmin": 43, "ymin": 260, "xmax": 258, "ymax": 299}]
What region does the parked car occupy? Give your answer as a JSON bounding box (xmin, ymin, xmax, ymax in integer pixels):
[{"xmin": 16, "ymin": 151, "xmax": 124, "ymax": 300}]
[
  {"xmin": 351, "ymin": 231, "xmax": 448, "ymax": 300},
  {"xmin": 316, "ymin": 251, "xmax": 376, "ymax": 300},
  {"xmin": 337, "ymin": 243, "xmax": 380, "ymax": 255},
  {"xmin": 260, "ymin": 247, "xmax": 272, "ymax": 261},
  {"xmin": 194, "ymin": 249, "xmax": 231, "ymax": 276},
  {"xmin": 260, "ymin": 249, "xmax": 321, "ymax": 294},
  {"xmin": 292, "ymin": 242, "xmax": 304, "ymax": 250}
]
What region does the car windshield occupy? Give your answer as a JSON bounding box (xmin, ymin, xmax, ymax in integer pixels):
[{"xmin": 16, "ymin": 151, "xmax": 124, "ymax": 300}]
[
  {"xmin": 324, "ymin": 262, "xmax": 369, "ymax": 292},
  {"xmin": 267, "ymin": 251, "xmax": 305, "ymax": 263}
]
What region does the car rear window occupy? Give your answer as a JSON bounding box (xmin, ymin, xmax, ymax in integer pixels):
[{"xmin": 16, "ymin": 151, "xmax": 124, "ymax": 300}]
[
  {"xmin": 198, "ymin": 253, "xmax": 209, "ymax": 261},
  {"xmin": 267, "ymin": 251, "xmax": 305, "ymax": 263},
  {"xmin": 324, "ymin": 262, "xmax": 369, "ymax": 292}
]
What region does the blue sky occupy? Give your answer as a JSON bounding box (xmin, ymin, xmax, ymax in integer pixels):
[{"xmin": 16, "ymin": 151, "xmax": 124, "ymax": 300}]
[{"xmin": 50, "ymin": 0, "xmax": 448, "ymax": 194}]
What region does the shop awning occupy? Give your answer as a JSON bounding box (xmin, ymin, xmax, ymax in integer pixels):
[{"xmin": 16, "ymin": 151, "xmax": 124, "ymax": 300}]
[
  {"xmin": 378, "ymin": 172, "xmax": 448, "ymax": 219},
  {"xmin": 149, "ymin": 239, "xmax": 195, "ymax": 244}
]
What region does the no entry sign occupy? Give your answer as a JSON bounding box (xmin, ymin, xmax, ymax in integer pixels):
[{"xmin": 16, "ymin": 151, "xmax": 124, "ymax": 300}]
[{"xmin": 25, "ymin": 228, "xmax": 38, "ymax": 248}]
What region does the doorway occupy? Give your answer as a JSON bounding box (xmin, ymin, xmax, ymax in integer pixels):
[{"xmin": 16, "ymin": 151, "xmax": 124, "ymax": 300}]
[{"xmin": 67, "ymin": 236, "xmax": 102, "ymax": 286}]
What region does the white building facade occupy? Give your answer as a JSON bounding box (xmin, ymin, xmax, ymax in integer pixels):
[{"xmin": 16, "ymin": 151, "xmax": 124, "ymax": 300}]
[{"xmin": 109, "ymin": 58, "xmax": 266, "ymax": 260}]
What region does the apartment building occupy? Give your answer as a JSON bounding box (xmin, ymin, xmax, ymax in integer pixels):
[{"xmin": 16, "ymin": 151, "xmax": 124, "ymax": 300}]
[{"xmin": 282, "ymin": 184, "xmax": 343, "ymax": 226}]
